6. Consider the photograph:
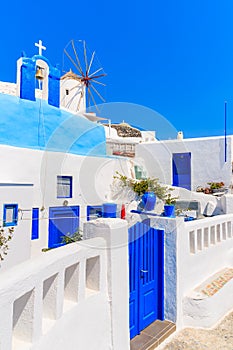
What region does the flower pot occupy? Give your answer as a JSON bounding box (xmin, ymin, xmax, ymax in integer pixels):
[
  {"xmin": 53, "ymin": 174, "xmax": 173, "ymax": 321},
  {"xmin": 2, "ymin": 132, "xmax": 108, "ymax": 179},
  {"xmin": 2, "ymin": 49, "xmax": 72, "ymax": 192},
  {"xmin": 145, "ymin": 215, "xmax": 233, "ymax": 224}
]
[
  {"xmin": 102, "ymin": 203, "xmax": 117, "ymax": 218},
  {"xmin": 141, "ymin": 191, "xmax": 156, "ymax": 211},
  {"xmin": 212, "ymin": 188, "xmax": 225, "ymax": 193},
  {"xmin": 164, "ymin": 204, "xmax": 175, "ymax": 217}
]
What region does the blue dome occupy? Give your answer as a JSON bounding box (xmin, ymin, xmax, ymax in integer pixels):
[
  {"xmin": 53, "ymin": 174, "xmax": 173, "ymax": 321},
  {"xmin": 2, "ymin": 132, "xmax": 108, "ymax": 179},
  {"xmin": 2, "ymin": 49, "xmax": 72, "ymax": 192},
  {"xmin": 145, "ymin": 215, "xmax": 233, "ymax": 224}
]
[{"xmin": 0, "ymin": 93, "xmax": 106, "ymax": 156}]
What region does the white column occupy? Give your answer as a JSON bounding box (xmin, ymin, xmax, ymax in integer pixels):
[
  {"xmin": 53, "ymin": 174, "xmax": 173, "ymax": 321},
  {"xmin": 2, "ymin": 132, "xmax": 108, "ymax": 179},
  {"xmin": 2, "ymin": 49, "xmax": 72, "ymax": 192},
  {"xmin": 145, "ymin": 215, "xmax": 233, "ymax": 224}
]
[
  {"xmin": 83, "ymin": 218, "xmax": 130, "ymax": 350},
  {"xmin": 0, "ymin": 303, "xmax": 13, "ymax": 350}
]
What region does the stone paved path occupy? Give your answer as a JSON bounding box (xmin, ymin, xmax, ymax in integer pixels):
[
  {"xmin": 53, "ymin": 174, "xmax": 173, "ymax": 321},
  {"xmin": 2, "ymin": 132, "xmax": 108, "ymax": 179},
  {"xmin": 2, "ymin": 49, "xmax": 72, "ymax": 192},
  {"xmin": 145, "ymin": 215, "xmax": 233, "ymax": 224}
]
[{"xmin": 158, "ymin": 311, "xmax": 233, "ymax": 350}]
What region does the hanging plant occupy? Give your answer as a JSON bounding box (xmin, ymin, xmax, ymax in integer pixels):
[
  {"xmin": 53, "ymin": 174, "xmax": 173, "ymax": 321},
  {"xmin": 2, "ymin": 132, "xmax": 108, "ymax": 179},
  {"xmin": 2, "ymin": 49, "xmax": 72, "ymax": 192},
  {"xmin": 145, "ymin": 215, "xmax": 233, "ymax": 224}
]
[
  {"xmin": 0, "ymin": 226, "xmax": 14, "ymax": 261},
  {"xmin": 61, "ymin": 228, "xmax": 83, "ymax": 245}
]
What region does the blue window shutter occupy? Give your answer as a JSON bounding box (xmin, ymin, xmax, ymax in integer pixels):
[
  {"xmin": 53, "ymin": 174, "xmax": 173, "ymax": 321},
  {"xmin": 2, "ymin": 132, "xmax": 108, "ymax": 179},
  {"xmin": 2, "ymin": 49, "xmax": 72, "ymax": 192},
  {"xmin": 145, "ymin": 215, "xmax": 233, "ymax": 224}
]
[
  {"xmin": 87, "ymin": 206, "xmax": 102, "ymax": 221},
  {"xmin": 3, "ymin": 204, "xmax": 18, "ymax": 227},
  {"xmin": 31, "ymin": 208, "xmax": 39, "ymax": 240},
  {"xmin": 57, "ymin": 176, "xmax": 72, "ymax": 198}
]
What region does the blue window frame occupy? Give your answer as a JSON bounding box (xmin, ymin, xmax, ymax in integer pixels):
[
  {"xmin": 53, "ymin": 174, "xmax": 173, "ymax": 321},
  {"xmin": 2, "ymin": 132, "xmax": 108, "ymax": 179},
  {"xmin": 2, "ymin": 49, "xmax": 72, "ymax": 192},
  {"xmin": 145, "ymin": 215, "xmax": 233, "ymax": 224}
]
[
  {"xmin": 31, "ymin": 208, "xmax": 39, "ymax": 240},
  {"xmin": 57, "ymin": 176, "xmax": 72, "ymax": 198},
  {"xmin": 3, "ymin": 204, "xmax": 18, "ymax": 227},
  {"xmin": 87, "ymin": 205, "xmax": 102, "ymax": 221}
]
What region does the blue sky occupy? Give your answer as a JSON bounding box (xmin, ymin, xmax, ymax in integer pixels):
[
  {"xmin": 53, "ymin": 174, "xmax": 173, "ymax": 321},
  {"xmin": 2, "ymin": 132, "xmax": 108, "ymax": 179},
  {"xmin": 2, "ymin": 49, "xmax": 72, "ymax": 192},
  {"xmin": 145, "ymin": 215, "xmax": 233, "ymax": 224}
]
[{"xmin": 0, "ymin": 0, "xmax": 233, "ymax": 139}]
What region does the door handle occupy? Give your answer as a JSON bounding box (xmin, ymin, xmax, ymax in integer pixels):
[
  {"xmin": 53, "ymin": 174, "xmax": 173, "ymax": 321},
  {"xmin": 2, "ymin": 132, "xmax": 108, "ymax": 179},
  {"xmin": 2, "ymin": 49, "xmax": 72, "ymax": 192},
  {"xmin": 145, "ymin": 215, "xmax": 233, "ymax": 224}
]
[{"xmin": 140, "ymin": 270, "xmax": 148, "ymax": 279}]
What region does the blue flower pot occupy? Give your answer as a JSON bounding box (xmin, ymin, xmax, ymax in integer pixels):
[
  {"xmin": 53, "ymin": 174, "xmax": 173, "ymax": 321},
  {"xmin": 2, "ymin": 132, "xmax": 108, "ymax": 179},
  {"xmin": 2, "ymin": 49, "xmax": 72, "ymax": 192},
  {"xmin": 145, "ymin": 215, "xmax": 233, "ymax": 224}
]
[
  {"xmin": 164, "ymin": 204, "xmax": 175, "ymax": 217},
  {"xmin": 102, "ymin": 203, "xmax": 117, "ymax": 218},
  {"xmin": 141, "ymin": 192, "xmax": 156, "ymax": 211}
]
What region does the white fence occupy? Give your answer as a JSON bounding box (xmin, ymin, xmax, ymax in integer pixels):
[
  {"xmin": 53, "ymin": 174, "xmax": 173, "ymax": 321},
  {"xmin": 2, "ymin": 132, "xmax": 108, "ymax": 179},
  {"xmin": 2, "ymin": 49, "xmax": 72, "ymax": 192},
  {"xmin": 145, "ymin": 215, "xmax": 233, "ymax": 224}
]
[
  {"xmin": 0, "ymin": 237, "xmax": 110, "ymax": 350},
  {"xmin": 180, "ymin": 215, "xmax": 233, "ymax": 291},
  {"xmin": 150, "ymin": 214, "xmax": 233, "ymax": 328},
  {"xmin": 0, "ymin": 218, "xmax": 130, "ymax": 350},
  {"xmin": 186, "ymin": 215, "xmax": 233, "ymax": 254}
]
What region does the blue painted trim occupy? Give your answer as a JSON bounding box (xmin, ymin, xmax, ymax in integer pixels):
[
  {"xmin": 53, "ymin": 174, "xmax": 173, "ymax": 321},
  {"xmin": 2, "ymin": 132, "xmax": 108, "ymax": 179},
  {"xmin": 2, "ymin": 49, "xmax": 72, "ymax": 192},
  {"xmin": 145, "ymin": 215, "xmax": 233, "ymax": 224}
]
[
  {"xmin": 86, "ymin": 205, "xmax": 102, "ymax": 221},
  {"xmin": 3, "ymin": 204, "xmax": 18, "ymax": 227},
  {"xmin": 172, "ymin": 152, "xmax": 191, "ymax": 190},
  {"xmin": 129, "ymin": 222, "xmax": 165, "ymax": 339},
  {"xmin": 31, "ymin": 208, "xmax": 39, "ymax": 240},
  {"xmin": 20, "ymin": 55, "xmax": 61, "ymax": 107},
  {"xmin": 32, "ymin": 55, "xmax": 52, "ymax": 68},
  {"xmin": 48, "ymin": 206, "xmax": 79, "ymax": 249},
  {"xmin": 0, "ymin": 183, "xmax": 33, "ymax": 187},
  {"xmin": 130, "ymin": 209, "xmax": 160, "ymax": 217},
  {"xmin": 157, "ymin": 229, "xmax": 165, "ymax": 320},
  {"xmin": 57, "ymin": 176, "xmax": 72, "ymax": 198},
  {"xmin": 20, "ymin": 58, "xmax": 36, "ymax": 101}
]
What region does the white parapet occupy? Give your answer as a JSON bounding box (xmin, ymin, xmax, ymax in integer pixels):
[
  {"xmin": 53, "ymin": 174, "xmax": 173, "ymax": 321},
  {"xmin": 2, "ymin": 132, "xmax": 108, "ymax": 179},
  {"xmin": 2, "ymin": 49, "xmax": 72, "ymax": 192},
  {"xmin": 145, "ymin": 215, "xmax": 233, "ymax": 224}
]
[
  {"xmin": 0, "ymin": 237, "xmax": 112, "ymax": 350},
  {"xmin": 150, "ymin": 214, "xmax": 233, "ymax": 330},
  {"xmin": 0, "ymin": 82, "xmax": 17, "ymax": 96},
  {"xmin": 0, "ymin": 218, "xmax": 131, "ymax": 350},
  {"xmin": 83, "ymin": 218, "xmax": 130, "ymax": 350}
]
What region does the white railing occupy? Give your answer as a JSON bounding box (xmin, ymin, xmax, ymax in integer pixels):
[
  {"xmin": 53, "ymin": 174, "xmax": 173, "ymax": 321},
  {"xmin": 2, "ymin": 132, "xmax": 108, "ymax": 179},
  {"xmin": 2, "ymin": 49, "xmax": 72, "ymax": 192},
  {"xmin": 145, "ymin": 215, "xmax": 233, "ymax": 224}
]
[
  {"xmin": 177, "ymin": 214, "xmax": 233, "ymax": 300},
  {"xmin": 185, "ymin": 214, "xmax": 233, "ymax": 254},
  {"xmin": 0, "ymin": 237, "xmax": 108, "ymax": 350}
]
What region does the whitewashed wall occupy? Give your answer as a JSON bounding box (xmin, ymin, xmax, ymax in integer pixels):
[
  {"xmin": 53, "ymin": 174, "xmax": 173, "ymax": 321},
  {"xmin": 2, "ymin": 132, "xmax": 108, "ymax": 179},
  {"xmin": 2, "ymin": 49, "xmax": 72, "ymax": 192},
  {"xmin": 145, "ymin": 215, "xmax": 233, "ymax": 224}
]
[
  {"xmin": 0, "ymin": 82, "xmax": 17, "ymax": 96},
  {"xmin": 135, "ymin": 136, "xmax": 232, "ymax": 190},
  {"xmin": 0, "ymin": 184, "xmax": 33, "ymax": 272},
  {"xmin": 0, "ymin": 219, "xmax": 130, "ymax": 350},
  {"xmin": 150, "ymin": 214, "xmax": 233, "ymax": 329},
  {"xmin": 0, "ymin": 145, "xmax": 131, "ymax": 258}
]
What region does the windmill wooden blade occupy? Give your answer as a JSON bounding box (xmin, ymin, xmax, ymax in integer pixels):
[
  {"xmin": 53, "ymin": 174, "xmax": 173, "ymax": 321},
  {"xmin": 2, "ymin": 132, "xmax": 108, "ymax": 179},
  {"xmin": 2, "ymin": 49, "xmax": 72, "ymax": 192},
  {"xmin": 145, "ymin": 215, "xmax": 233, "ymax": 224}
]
[
  {"xmin": 88, "ymin": 87, "xmax": 100, "ymax": 112},
  {"xmin": 90, "ymin": 82, "xmax": 106, "ymax": 102},
  {"xmin": 71, "ymin": 40, "xmax": 84, "ymax": 76},
  {"xmin": 89, "ymin": 67, "xmax": 104, "ymax": 77},
  {"xmin": 83, "ymin": 40, "xmax": 89, "ymax": 74},
  {"xmin": 91, "ymin": 79, "xmax": 106, "ymax": 86},
  {"xmin": 63, "ymin": 39, "xmax": 106, "ymax": 113},
  {"xmin": 69, "ymin": 84, "xmax": 83, "ymax": 93},
  {"xmin": 87, "ymin": 51, "xmax": 95, "ymax": 75},
  {"xmin": 77, "ymin": 87, "xmax": 84, "ymax": 112},
  {"xmin": 90, "ymin": 73, "xmax": 106, "ymax": 80},
  {"xmin": 64, "ymin": 49, "xmax": 83, "ymax": 76}
]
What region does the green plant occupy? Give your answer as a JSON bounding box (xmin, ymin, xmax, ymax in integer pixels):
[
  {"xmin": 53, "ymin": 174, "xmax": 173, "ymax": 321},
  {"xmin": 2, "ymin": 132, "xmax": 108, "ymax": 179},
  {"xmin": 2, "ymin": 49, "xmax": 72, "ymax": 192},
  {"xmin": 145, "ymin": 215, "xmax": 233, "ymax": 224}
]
[
  {"xmin": 207, "ymin": 182, "xmax": 225, "ymax": 190},
  {"xmin": 61, "ymin": 228, "xmax": 83, "ymax": 245},
  {"xmin": 164, "ymin": 193, "xmax": 179, "ymax": 205},
  {"xmin": 41, "ymin": 247, "xmax": 52, "ymax": 252},
  {"xmin": 113, "ymin": 171, "xmax": 168, "ymax": 200},
  {"xmin": 0, "ymin": 226, "xmax": 14, "ymax": 261}
]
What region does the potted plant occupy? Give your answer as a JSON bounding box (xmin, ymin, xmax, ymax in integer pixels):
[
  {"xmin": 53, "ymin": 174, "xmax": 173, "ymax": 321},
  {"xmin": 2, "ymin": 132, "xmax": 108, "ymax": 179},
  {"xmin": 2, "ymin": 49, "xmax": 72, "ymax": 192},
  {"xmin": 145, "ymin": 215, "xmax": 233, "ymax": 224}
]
[
  {"xmin": 113, "ymin": 171, "xmax": 168, "ymax": 211},
  {"xmin": 163, "ymin": 193, "xmax": 178, "ymax": 217},
  {"xmin": 207, "ymin": 182, "xmax": 225, "ymax": 194}
]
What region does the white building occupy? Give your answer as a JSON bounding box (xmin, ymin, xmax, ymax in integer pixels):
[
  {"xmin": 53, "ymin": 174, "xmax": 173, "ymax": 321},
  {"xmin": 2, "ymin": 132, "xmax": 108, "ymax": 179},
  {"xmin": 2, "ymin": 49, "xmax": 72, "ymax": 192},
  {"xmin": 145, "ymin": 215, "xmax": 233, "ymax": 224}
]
[{"xmin": 0, "ymin": 41, "xmax": 233, "ymax": 350}]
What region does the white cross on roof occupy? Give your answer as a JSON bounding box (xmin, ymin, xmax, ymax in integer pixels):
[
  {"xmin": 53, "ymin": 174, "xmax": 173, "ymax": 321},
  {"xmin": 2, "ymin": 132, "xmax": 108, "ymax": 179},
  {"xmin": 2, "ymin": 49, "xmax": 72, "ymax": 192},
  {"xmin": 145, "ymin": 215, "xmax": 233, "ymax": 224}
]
[{"xmin": 35, "ymin": 40, "xmax": 46, "ymax": 56}]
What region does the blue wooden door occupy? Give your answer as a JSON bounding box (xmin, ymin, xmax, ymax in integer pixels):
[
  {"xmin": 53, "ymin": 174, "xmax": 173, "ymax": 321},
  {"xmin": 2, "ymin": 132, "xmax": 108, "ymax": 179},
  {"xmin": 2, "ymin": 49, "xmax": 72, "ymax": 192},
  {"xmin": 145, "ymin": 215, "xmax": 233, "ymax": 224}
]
[
  {"xmin": 129, "ymin": 222, "xmax": 164, "ymax": 339},
  {"xmin": 172, "ymin": 152, "xmax": 191, "ymax": 190},
  {"xmin": 49, "ymin": 206, "xmax": 79, "ymax": 248}
]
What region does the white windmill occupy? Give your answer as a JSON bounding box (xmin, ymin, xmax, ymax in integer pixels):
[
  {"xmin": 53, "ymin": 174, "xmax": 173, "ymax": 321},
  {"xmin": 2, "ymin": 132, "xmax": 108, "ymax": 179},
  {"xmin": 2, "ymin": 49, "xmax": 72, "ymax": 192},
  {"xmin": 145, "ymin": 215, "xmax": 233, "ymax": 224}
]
[{"xmin": 60, "ymin": 39, "xmax": 106, "ymax": 115}]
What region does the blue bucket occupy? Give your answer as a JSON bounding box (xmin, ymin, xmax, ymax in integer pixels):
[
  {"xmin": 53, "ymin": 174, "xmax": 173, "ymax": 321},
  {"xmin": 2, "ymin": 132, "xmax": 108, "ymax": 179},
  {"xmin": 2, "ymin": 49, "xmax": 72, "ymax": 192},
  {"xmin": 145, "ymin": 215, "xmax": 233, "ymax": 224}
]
[{"xmin": 102, "ymin": 203, "xmax": 117, "ymax": 218}]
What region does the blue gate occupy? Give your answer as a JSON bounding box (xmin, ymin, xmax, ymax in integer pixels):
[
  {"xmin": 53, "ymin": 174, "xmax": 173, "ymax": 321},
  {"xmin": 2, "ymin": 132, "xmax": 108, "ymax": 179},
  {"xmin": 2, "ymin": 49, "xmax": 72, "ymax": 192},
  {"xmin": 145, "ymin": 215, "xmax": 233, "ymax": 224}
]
[
  {"xmin": 49, "ymin": 206, "xmax": 79, "ymax": 248},
  {"xmin": 129, "ymin": 221, "xmax": 164, "ymax": 339},
  {"xmin": 172, "ymin": 152, "xmax": 191, "ymax": 190}
]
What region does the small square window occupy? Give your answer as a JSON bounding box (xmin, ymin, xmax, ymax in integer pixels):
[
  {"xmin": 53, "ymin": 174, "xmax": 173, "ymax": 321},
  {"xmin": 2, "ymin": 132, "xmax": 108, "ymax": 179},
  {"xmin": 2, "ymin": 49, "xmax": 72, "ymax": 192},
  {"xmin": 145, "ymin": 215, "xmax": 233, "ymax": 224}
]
[
  {"xmin": 57, "ymin": 176, "xmax": 72, "ymax": 198},
  {"xmin": 3, "ymin": 204, "xmax": 18, "ymax": 227},
  {"xmin": 87, "ymin": 206, "xmax": 102, "ymax": 221}
]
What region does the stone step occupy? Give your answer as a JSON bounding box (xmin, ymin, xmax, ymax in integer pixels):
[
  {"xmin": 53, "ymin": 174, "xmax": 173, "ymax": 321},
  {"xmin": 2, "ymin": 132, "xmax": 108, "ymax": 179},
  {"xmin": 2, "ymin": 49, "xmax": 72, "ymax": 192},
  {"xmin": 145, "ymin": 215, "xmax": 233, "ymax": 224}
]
[{"xmin": 130, "ymin": 320, "xmax": 176, "ymax": 350}]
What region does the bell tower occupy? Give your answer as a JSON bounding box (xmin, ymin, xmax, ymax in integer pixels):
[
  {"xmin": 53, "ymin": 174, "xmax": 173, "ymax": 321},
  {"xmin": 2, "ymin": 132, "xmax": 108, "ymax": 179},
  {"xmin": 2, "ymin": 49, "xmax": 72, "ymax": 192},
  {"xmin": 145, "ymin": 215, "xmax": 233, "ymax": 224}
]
[{"xmin": 16, "ymin": 40, "xmax": 60, "ymax": 108}]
